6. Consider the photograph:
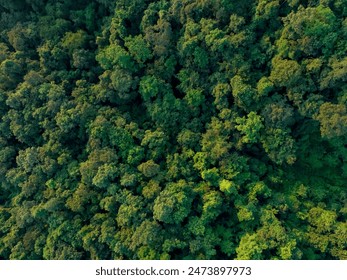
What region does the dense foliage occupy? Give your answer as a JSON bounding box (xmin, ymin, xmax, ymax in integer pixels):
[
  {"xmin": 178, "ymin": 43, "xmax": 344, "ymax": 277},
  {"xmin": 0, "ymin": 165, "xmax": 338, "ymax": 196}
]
[{"xmin": 0, "ymin": 0, "xmax": 346, "ymax": 260}]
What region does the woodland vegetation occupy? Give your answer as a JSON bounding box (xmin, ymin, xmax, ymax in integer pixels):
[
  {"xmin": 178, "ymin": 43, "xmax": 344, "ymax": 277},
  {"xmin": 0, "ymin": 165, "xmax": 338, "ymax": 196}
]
[{"xmin": 0, "ymin": 0, "xmax": 346, "ymax": 259}]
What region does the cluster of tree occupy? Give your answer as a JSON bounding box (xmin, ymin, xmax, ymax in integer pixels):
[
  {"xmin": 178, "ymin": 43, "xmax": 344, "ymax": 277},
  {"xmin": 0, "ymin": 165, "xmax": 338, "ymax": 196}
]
[{"xmin": 0, "ymin": 0, "xmax": 346, "ymax": 259}]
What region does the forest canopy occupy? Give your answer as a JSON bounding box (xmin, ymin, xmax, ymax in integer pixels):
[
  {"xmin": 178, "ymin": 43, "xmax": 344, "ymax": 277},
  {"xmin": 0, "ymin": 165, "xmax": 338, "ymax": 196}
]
[{"xmin": 0, "ymin": 0, "xmax": 346, "ymax": 260}]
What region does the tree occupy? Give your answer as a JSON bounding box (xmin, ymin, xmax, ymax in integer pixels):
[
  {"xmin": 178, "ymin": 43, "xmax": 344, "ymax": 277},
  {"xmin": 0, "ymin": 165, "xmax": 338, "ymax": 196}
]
[
  {"xmin": 316, "ymin": 103, "xmax": 347, "ymax": 139},
  {"xmin": 153, "ymin": 180, "xmax": 194, "ymax": 224},
  {"xmin": 0, "ymin": 59, "xmax": 23, "ymax": 90},
  {"xmin": 230, "ymin": 75, "xmax": 257, "ymax": 110},
  {"xmin": 124, "ymin": 35, "xmax": 153, "ymax": 64},
  {"xmin": 277, "ymin": 5, "xmax": 338, "ymax": 59},
  {"xmin": 138, "ymin": 160, "xmax": 160, "ymax": 178},
  {"xmin": 235, "ymin": 112, "xmax": 264, "ymax": 144},
  {"xmin": 270, "ymin": 57, "xmax": 302, "ymax": 87}
]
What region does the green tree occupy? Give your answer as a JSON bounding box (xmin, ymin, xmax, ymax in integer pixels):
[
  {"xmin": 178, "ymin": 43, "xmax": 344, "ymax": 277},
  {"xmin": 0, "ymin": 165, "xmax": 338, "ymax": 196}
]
[{"xmin": 153, "ymin": 180, "xmax": 194, "ymax": 224}]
